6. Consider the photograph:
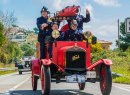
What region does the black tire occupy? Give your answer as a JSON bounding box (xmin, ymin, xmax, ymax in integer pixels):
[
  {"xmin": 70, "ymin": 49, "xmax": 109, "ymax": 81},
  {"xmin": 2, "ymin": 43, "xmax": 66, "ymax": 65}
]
[
  {"xmin": 100, "ymin": 64, "xmax": 112, "ymax": 95},
  {"xmin": 41, "ymin": 65, "xmax": 51, "ymax": 95},
  {"xmin": 33, "ymin": 76, "xmax": 38, "ymax": 91},
  {"xmin": 19, "ymin": 71, "xmax": 22, "ymax": 75},
  {"xmin": 78, "ymin": 83, "xmax": 86, "ymax": 90}
]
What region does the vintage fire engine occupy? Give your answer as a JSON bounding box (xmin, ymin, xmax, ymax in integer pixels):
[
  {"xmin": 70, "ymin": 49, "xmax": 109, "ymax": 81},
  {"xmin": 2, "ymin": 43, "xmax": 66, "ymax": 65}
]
[{"xmin": 31, "ymin": 6, "xmax": 113, "ymax": 95}]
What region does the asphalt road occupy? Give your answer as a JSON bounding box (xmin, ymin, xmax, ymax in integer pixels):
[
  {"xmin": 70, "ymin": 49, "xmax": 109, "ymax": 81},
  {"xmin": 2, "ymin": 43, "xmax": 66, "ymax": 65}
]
[{"xmin": 0, "ymin": 72, "xmax": 130, "ymax": 95}]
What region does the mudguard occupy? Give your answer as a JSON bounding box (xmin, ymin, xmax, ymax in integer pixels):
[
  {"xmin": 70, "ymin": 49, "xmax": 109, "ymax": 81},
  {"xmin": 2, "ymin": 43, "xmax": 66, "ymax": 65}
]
[
  {"xmin": 31, "ymin": 59, "xmax": 41, "ymax": 75},
  {"xmin": 41, "ymin": 59, "xmax": 51, "ymax": 66},
  {"xmin": 88, "ymin": 59, "xmax": 113, "ymax": 71}
]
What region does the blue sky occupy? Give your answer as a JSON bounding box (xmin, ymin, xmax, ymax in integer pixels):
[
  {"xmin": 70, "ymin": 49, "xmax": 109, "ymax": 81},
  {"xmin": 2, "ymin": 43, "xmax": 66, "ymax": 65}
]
[{"xmin": 0, "ymin": 0, "xmax": 130, "ymax": 49}]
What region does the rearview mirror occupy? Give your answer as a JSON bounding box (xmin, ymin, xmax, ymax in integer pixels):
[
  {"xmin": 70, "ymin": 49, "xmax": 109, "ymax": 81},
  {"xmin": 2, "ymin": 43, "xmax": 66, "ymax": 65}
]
[{"xmin": 92, "ymin": 37, "xmax": 97, "ymax": 44}]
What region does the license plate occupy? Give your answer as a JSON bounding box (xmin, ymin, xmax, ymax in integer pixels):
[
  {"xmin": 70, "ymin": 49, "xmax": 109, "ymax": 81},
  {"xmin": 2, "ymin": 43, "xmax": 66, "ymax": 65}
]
[
  {"xmin": 86, "ymin": 71, "xmax": 96, "ymax": 78},
  {"xmin": 66, "ymin": 75, "xmax": 86, "ymax": 83}
]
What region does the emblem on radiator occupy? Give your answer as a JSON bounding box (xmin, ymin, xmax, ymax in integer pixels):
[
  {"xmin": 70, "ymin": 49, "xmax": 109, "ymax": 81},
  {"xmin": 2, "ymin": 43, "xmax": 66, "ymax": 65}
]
[{"xmin": 72, "ymin": 55, "xmax": 80, "ymax": 61}]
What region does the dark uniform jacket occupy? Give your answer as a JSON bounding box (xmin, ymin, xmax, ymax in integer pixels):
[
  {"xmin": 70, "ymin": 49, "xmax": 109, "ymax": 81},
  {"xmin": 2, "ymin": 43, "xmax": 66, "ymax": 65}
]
[
  {"xmin": 37, "ymin": 16, "xmax": 51, "ymax": 42},
  {"xmin": 68, "ymin": 14, "xmax": 90, "ymax": 30},
  {"xmin": 64, "ymin": 28, "xmax": 81, "ymax": 41}
]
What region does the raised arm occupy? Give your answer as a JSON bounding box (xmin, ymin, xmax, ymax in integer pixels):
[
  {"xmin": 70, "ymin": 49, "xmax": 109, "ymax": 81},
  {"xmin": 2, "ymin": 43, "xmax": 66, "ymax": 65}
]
[{"xmin": 82, "ymin": 9, "xmax": 90, "ymax": 22}]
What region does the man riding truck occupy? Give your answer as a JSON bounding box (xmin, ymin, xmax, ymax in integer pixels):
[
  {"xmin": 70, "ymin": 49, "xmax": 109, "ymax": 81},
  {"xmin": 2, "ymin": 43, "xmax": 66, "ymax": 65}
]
[
  {"xmin": 37, "ymin": 6, "xmax": 51, "ymax": 59},
  {"xmin": 65, "ymin": 20, "xmax": 82, "ymax": 41},
  {"xmin": 48, "ymin": 22, "xmax": 64, "ymax": 58},
  {"xmin": 68, "ymin": 8, "xmax": 90, "ymax": 32}
]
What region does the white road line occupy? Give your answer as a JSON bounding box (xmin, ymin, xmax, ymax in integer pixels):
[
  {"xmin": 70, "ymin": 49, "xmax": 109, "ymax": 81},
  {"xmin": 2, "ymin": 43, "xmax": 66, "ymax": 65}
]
[
  {"xmin": 3, "ymin": 76, "xmax": 30, "ymax": 95},
  {"xmin": 113, "ymin": 85, "xmax": 130, "ymax": 92}
]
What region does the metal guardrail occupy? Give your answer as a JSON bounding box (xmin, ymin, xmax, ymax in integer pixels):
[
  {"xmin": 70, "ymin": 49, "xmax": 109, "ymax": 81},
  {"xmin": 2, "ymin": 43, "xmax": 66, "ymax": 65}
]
[
  {"xmin": 0, "ymin": 67, "xmax": 18, "ymax": 72},
  {"xmin": 112, "ymin": 72, "xmax": 122, "ymax": 77}
]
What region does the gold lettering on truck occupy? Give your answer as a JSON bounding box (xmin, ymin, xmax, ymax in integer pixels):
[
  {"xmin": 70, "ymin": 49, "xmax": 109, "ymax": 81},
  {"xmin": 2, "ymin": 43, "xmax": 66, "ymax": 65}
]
[{"xmin": 72, "ymin": 55, "xmax": 80, "ymax": 61}]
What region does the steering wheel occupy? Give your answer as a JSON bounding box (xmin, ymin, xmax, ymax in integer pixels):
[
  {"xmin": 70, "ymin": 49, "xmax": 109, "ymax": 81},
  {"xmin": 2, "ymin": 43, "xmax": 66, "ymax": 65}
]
[{"xmin": 67, "ymin": 34, "xmax": 83, "ymax": 41}]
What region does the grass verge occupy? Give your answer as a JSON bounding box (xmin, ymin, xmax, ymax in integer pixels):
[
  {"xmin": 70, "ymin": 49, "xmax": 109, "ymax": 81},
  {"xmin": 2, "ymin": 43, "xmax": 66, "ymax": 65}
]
[
  {"xmin": 112, "ymin": 75, "xmax": 130, "ymax": 84},
  {"xmin": 0, "ymin": 70, "xmax": 17, "ymax": 75}
]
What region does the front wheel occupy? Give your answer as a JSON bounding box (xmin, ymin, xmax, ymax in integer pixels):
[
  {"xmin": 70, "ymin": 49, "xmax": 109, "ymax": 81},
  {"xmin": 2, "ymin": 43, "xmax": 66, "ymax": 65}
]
[
  {"xmin": 32, "ymin": 67, "xmax": 38, "ymax": 91},
  {"xmin": 41, "ymin": 65, "xmax": 51, "ymax": 95},
  {"xmin": 78, "ymin": 83, "xmax": 85, "ymax": 90},
  {"xmin": 100, "ymin": 64, "xmax": 112, "ymax": 95},
  {"xmin": 32, "ymin": 76, "xmax": 38, "ymax": 91}
]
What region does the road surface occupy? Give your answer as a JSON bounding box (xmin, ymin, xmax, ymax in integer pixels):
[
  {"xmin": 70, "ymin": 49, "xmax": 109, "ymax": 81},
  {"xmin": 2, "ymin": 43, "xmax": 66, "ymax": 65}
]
[{"xmin": 0, "ymin": 72, "xmax": 130, "ymax": 95}]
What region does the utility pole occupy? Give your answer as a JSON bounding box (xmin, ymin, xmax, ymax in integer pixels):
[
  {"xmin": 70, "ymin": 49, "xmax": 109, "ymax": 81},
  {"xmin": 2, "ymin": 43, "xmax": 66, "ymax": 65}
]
[{"xmin": 118, "ymin": 19, "xmax": 120, "ymax": 51}]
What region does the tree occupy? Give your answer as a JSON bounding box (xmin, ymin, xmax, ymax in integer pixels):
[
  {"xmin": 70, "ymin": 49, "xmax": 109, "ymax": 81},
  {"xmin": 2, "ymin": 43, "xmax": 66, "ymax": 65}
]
[
  {"xmin": 24, "ymin": 49, "xmax": 35, "ymax": 56},
  {"xmin": 116, "ymin": 21, "xmax": 130, "ymax": 51},
  {"xmin": 26, "ymin": 30, "xmax": 34, "ymax": 33},
  {"xmin": 33, "ymin": 27, "xmax": 39, "ymax": 34},
  {"xmin": 20, "ymin": 43, "xmax": 31, "ymax": 51},
  {"xmin": 0, "ymin": 9, "xmax": 17, "ymax": 52},
  {"xmin": 14, "ymin": 45, "xmax": 22, "ymax": 60},
  {"xmin": 0, "ymin": 22, "xmax": 5, "ymax": 50},
  {"xmin": 5, "ymin": 42, "xmax": 15, "ymax": 63},
  {"xmin": 12, "ymin": 24, "xmax": 18, "ymax": 27}
]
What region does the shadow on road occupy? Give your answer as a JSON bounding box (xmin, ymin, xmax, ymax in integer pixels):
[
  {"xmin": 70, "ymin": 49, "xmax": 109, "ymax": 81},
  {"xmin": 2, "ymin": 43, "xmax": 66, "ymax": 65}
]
[{"xmin": 11, "ymin": 89, "xmax": 93, "ymax": 95}]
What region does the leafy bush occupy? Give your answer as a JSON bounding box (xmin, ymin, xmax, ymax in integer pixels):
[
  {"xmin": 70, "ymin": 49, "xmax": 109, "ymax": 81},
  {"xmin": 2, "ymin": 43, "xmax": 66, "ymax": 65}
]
[
  {"xmin": 24, "ymin": 48, "xmax": 35, "ymax": 56},
  {"xmin": 0, "ymin": 52, "xmax": 8, "ymax": 64},
  {"xmin": 20, "ymin": 43, "xmax": 31, "ymax": 51},
  {"xmin": 5, "ymin": 42, "xmax": 15, "ymax": 63},
  {"xmin": 83, "ymin": 36, "xmax": 103, "ymax": 53},
  {"xmin": 0, "ymin": 41, "xmax": 22, "ymax": 64},
  {"xmin": 0, "ymin": 22, "xmax": 5, "ymax": 49},
  {"xmin": 91, "ymin": 49, "xmax": 130, "ymax": 74}
]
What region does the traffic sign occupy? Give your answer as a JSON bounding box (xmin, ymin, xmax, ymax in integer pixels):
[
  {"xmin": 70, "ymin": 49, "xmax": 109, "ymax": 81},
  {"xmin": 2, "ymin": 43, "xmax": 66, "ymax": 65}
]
[{"xmin": 125, "ymin": 18, "xmax": 130, "ymax": 34}]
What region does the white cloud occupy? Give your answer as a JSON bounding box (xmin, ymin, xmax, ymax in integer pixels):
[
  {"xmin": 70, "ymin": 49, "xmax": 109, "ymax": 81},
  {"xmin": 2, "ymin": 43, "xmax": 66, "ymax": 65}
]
[
  {"xmin": 33, "ymin": 0, "xmax": 80, "ymax": 13},
  {"xmin": 93, "ymin": 25, "xmax": 118, "ymax": 49},
  {"xmin": 52, "ymin": 0, "xmax": 80, "ymax": 11},
  {"xmin": 17, "ymin": 17, "xmax": 36, "ymax": 31},
  {"xmin": 82, "ymin": 3, "xmax": 100, "ymax": 23},
  {"xmin": 2, "ymin": 0, "xmax": 8, "ymax": 4},
  {"xmin": 84, "ymin": 25, "xmax": 92, "ymax": 28},
  {"xmin": 94, "ymin": 25, "xmax": 117, "ymax": 37},
  {"xmin": 93, "ymin": 0, "xmax": 120, "ymax": 7},
  {"xmin": 83, "ymin": 3, "xmax": 94, "ymax": 18}
]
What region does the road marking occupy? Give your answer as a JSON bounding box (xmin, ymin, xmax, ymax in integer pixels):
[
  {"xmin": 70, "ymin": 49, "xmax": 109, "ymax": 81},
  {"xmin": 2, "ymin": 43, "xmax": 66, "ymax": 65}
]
[
  {"xmin": 113, "ymin": 85, "xmax": 130, "ymax": 92},
  {"xmin": 3, "ymin": 76, "xmax": 30, "ymax": 95}
]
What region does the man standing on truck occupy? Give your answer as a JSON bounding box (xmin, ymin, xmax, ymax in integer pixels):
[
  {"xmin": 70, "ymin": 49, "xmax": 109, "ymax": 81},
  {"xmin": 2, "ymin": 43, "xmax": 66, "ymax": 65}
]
[
  {"xmin": 37, "ymin": 6, "xmax": 51, "ymax": 59},
  {"xmin": 68, "ymin": 9, "xmax": 90, "ymax": 32}
]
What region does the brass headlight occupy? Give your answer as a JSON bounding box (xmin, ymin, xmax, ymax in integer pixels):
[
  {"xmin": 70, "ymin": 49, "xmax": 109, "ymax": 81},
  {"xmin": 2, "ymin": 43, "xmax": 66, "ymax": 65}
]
[
  {"xmin": 84, "ymin": 31, "xmax": 92, "ymax": 39},
  {"xmin": 51, "ymin": 30, "xmax": 60, "ymax": 39}
]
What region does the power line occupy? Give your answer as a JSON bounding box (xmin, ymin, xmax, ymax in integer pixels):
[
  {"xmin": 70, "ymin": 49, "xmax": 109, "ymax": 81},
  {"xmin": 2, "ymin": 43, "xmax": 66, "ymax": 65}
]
[{"xmin": 94, "ymin": 20, "xmax": 118, "ymax": 32}]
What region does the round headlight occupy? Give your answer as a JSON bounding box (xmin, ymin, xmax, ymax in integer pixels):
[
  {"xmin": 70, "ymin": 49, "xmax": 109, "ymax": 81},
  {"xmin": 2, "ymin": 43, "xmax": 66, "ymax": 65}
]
[
  {"xmin": 51, "ymin": 30, "xmax": 60, "ymax": 39},
  {"xmin": 84, "ymin": 31, "xmax": 92, "ymax": 39}
]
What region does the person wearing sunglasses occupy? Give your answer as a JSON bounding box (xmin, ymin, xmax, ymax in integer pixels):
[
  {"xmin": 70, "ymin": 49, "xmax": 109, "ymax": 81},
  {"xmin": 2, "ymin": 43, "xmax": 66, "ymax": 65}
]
[{"xmin": 65, "ymin": 20, "xmax": 82, "ymax": 41}]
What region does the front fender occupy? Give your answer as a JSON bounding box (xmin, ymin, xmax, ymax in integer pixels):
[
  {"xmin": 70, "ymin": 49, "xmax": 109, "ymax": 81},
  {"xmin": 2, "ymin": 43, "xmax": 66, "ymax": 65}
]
[
  {"xmin": 31, "ymin": 59, "xmax": 41, "ymax": 75},
  {"xmin": 41, "ymin": 59, "xmax": 51, "ymax": 66},
  {"xmin": 88, "ymin": 59, "xmax": 113, "ymax": 71}
]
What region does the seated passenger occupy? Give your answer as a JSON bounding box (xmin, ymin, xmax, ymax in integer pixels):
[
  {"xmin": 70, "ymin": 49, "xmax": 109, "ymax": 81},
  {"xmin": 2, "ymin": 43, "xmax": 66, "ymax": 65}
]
[
  {"xmin": 48, "ymin": 22, "xmax": 64, "ymax": 58},
  {"xmin": 64, "ymin": 20, "xmax": 82, "ymax": 41}
]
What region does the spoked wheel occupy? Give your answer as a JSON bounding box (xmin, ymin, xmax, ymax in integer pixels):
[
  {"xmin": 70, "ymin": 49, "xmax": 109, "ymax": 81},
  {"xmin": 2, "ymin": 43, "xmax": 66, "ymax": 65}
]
[
  {"xmin": 100, "ymin": 64, "xmax": 112, "ymax": 95},
  {"xmin": 78, "ymin": 83, "xmax": 86, "ymax": 90},
  {"xmin": 41, "ymin": 65, "xmax": 51, "ymax": 95},
  {"xmin": 32, "ymin": 68, "xmax": 38, "ymax": 91}
]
